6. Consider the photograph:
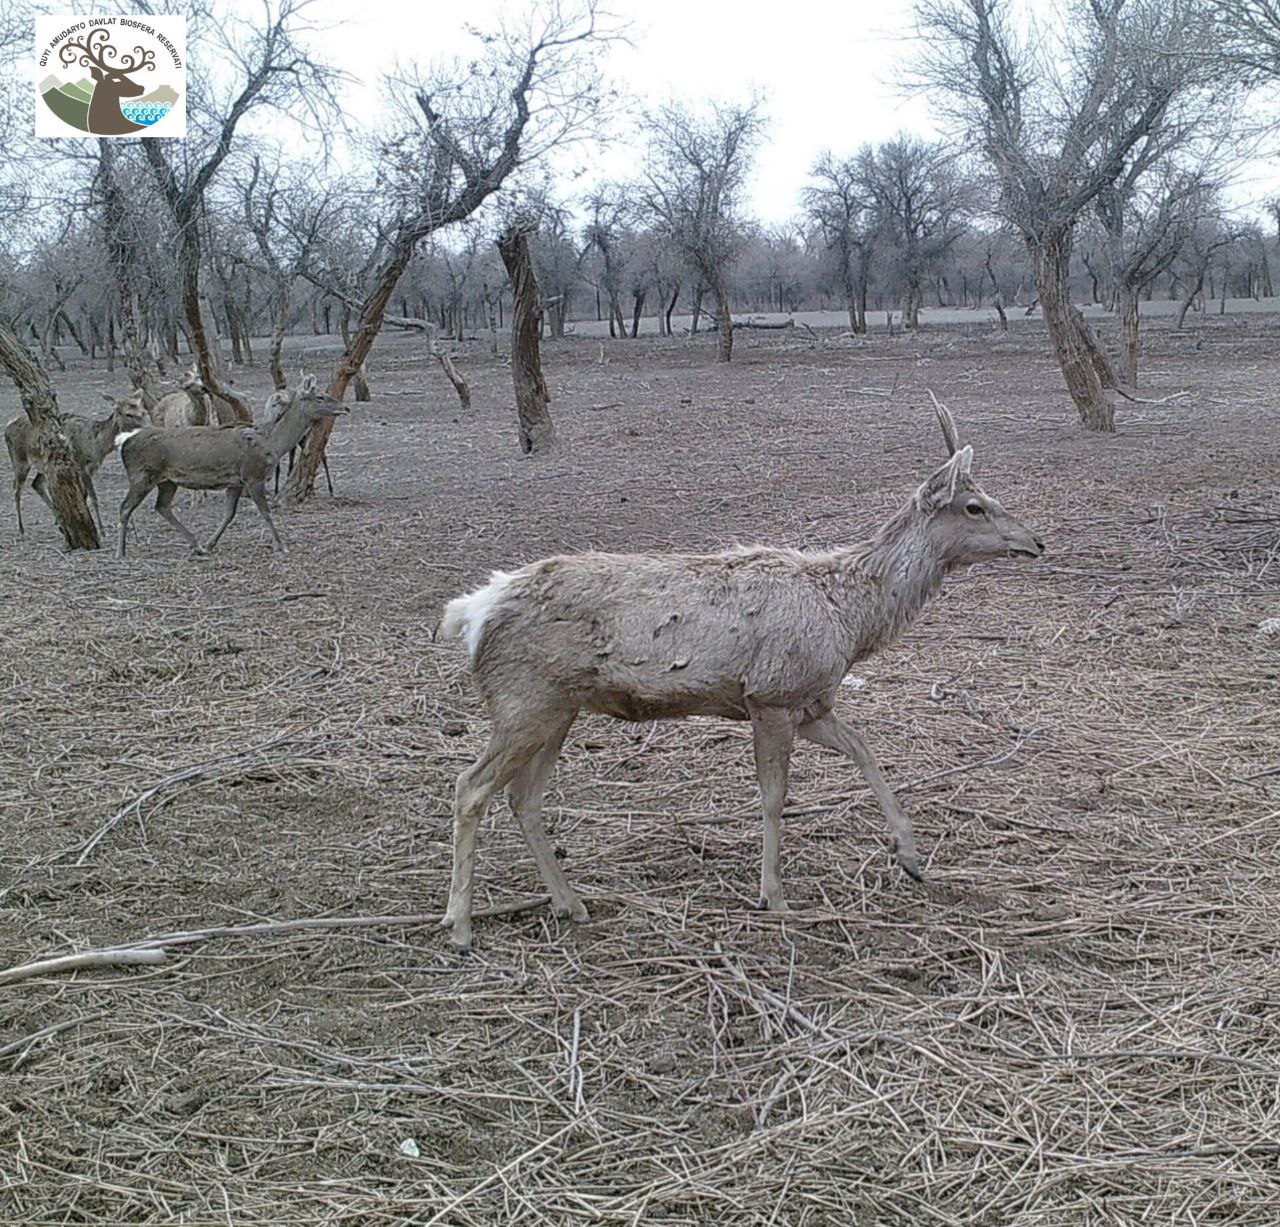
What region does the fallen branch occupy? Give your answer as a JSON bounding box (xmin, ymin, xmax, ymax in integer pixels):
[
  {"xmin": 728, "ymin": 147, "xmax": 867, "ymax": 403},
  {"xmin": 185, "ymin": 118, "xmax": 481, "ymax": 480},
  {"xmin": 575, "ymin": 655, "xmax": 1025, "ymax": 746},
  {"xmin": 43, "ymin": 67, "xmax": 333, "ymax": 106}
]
[
  {"xmin": 0, "ymin": 1013, "xmax": 104, "ymax": 1059},
  {"xmin": 120, "ymin": 897, "xmax": 553, "ymax": 951},
  {"xmin": 0, "ymin": 949, "xmax": 165, "ymax": 988},
  {"xmin": 66, "ymin": 732, "xmax": 330, "ymax": 866},
  {"xmin": 1111, "ymin": 387, "xmax": 1191, "ymax": 406}
]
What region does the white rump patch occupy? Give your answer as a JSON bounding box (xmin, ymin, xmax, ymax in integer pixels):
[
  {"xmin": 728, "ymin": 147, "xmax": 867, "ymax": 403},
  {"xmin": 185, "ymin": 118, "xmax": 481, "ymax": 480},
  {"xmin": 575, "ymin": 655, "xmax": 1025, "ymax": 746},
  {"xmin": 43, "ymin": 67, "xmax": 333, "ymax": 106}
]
[
  {"xmin": 114, "ymin": 429, "xmax": 143, "ymax": 449},
  {"xmin": 440, "ymin": 570, "xmax": 514, "ymax": 665}
]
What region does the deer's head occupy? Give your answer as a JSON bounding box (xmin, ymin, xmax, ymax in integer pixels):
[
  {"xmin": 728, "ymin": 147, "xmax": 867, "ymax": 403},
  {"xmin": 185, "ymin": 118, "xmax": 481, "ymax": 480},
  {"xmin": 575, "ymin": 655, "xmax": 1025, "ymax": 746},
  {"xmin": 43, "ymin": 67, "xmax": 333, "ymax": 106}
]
[
  {"xmin": 295, "ymin": 375, "xmax": 347, "ymax": 424},
  {"xmin": 180, "ymin": 367, "xmax": 205, "ymax": 394},
  {"xmin": 101, "ymin": 389, "xmax": 149, "ymax": 431},
  {"xmin": 916, "ymin": 396, "xmax": 1044, "ymax": 568}
]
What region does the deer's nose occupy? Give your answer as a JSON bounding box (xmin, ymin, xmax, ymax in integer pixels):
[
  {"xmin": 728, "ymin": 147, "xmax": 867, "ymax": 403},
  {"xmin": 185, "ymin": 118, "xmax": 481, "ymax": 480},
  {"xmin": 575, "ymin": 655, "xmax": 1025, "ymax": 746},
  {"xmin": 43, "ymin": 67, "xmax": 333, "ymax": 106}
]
[{"xmin": 1034, "ymin": 536, "xmax": 1046, "ymax": 555}]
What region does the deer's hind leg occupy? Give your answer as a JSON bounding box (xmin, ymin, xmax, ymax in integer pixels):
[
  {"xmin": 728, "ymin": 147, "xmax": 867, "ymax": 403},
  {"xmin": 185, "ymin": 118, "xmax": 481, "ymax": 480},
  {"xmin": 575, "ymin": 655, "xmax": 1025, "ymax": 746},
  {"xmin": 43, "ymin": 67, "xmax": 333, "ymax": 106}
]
[
  {"xmin": 154, "ymin": 482, "xmax": 205, "ymax": 555},
  {"xmin": 506, "ymin": 711, "xmax": 587, "ymax": 923},
  {"xmin": 444, "ymin": 712, "xmax": 550, "ymax": 950},
  {"xmin": 117, "ymin": 479, "xmax": 155, "ymax": 558}
]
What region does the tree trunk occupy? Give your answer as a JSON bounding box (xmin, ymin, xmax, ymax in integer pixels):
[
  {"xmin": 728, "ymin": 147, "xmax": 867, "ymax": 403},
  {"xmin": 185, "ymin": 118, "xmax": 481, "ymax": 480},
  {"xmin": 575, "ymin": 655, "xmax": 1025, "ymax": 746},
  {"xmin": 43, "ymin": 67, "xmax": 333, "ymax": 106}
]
[
  {"xmin": 339, "ymin": 314, "xmax": 371, "ymax": 402},
  {"xmin": 690, "ymin": 283, "xmax": 705, "ymax": 334},
  {"xmin": 1116, "ymin": 281, "xmax": 1140, "ymax": 386},
  {"xmin": 285, "ymin": 239, "xmax": 420, "ymax": 502},
  {"xmin": 843, "ymin": 260, "xmax": 858, "ymax": 334},
  {"xmin": 711, "ymin": 278, "xmax": 733, "ymax": 363},
  {"xmin": 1176, "ymin": 269, "xmax": 1206, "ymax": 330},
  {"xmin": 497, "ymin": 226, "xmax": 556, "ymax": 455},
  {"xmin": 0, "ymin": 324, "xmax": 100, "ymax": 549},
  {"xmin": 1034, "ymin": 236, "xmax": 1115, "ymax": 432},
  {"xmin": 630, "ymin": 290, "xmax": 646, "ymax": 339},
  {"xmin": 665, "ymin": 286, "xmax": 679, "ymax": 336}
]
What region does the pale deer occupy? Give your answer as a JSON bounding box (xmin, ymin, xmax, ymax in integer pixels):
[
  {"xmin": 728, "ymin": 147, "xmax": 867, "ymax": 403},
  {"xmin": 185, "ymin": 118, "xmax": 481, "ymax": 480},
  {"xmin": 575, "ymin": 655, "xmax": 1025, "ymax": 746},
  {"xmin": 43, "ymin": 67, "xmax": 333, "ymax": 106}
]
[{"xmin": 438, "ymin": 401, "xmax": 1044, "ymax": 949}]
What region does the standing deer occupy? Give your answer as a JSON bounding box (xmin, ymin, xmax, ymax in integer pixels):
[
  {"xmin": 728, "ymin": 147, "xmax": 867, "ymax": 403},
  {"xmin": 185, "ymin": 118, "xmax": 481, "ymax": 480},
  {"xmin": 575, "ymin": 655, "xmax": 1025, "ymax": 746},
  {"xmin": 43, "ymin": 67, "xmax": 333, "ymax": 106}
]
[
  {"xmin": 438, "ymin": 402, "xmax": 1045, "ymax": 949},
  {"xmin": 115, "ymin": 381, "xmax": 345, "ymax": 558},
  {"xmin": 59, "ymin": 30, "xmax": 154, "ymax": 136},
  {"xmin": 150, "ymin": 367, "xmax": 209, "ymax": 428},
  {"xmin": 5, "ymin": 392, "xmax": 147, "ymax": 537},
  {"xmin": 262, "ymin": 376, "xmax": 333, "ymax": 495}
]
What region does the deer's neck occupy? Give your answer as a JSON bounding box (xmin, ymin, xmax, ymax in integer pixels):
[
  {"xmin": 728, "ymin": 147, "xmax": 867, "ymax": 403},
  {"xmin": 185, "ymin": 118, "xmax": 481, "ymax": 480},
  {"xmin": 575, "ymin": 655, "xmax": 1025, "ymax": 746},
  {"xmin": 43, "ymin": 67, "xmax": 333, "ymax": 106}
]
[
  {"xmin": 263, "ymin": 410, "xmax": 309, "ymax": 463},
  {"xmin": 88, "ymin": 414, "xmax": 119, "ymax": 465},
  {"xmin": 830, "ymin": 503, "xmax": 947, "ymax": 663}
]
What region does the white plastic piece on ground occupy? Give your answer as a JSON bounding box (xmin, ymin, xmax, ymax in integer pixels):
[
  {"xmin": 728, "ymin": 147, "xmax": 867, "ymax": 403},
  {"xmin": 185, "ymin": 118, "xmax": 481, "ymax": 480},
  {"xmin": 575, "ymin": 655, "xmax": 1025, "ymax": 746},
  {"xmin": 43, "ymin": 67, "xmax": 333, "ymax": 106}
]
[{"xmin": 1259, "ymin": 617, "xmax": 1280, "ymax": 637}]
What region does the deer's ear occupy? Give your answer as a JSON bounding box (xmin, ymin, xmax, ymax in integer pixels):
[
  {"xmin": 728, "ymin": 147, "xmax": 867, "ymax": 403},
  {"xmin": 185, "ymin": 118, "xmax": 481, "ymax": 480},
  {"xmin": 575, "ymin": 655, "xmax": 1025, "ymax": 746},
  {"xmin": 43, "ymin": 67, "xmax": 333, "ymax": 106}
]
[
  {"xmin": 916, "ymin": 446, "xmax": 973, "ymax": 512},
  {"xmin": 90, "ymin": 66, "xmax": 103, "ymax": 81}
]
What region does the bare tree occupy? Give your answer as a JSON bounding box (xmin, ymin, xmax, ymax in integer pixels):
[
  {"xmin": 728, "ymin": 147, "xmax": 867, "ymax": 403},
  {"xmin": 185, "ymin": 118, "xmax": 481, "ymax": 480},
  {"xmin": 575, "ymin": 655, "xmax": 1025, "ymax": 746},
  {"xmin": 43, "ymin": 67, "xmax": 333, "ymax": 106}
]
[
  {"xmin": 583, "ymin": 185, "xmax": 632, "ymax": 337},
  {"xmin": 1172, "ymin": 204, "xmax": 1237, "ymax": 327},
  {"xmin": 1097, "ymin": 168, "xmax": 1212, "ymax": 383},
  {"xmin": 914, "ymin": 0, "xmax": 1216, "ymax": 430},
  {"xmin": 143, "ymin": 0, "xmax": 340, "ymax": 424},
  {"xmin": 242, "ymin": 156, "xmax": 339, "ymax": 391},
  {"xmin": 531, "ymin": 203, "xmax": 587, "ymax": 339},
  {"xmin": 643, "ymin": 97, "xmax": 766, "ymax": 362},
  {"xmin": 285, "ymin": 2, "xmax": 613, "ymax": 497},
  {"xmin": 804, "ymin": 152, "xmax": 878, "ymax": 333},
  {"xmin": 856, "ymin": 136, "xmax": 967, "ymax": 329}
]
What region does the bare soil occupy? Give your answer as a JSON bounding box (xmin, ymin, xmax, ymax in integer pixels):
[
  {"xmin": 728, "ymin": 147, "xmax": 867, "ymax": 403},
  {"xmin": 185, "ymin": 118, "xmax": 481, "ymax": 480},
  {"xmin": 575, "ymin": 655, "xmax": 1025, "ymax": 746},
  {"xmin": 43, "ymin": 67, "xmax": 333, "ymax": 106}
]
[{"xmin": 2, "ymin": 314, "xmax": 1279, "ymax": 1225}]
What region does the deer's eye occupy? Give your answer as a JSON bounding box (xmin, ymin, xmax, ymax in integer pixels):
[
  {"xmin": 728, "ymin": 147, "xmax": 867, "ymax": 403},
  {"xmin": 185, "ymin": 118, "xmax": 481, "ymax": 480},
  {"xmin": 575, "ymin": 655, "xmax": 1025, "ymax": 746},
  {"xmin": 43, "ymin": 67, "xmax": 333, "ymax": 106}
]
[{"xmin": 964, "ymin": 501, "xmax": 985, "ymax": 518}]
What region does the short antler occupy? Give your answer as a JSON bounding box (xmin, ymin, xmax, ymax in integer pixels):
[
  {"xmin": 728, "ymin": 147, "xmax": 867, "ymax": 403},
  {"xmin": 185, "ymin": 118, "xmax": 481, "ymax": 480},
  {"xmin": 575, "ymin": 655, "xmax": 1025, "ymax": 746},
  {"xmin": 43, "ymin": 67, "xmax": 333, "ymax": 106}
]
[{"xmin": 927, "ymin": 389, "xmax": 961, "ymax": 457}]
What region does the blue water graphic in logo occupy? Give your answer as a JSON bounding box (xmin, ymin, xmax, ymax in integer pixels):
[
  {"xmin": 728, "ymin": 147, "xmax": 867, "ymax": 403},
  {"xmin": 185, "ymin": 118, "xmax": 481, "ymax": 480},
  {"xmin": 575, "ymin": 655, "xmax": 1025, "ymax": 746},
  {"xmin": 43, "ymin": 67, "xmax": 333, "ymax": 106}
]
[{"xmin": 120, "ymin": 101, "xmax": 173, "ymax": 127}]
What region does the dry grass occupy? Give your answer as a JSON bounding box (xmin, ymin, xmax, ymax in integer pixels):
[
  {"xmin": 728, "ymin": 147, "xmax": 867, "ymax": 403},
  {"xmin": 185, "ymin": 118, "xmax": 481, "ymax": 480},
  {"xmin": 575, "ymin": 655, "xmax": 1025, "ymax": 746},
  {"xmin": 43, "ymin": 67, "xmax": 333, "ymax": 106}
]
[{"xmin": 1, "ymin": 313, "xmax": 1279, "ymax": 1224}]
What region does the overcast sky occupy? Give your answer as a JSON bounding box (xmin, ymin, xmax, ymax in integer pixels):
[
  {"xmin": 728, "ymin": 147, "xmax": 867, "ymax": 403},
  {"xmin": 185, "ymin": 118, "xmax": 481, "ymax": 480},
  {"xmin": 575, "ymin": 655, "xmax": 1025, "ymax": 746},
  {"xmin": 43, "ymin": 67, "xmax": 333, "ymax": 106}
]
[
  {"xmin": 260, "ymin": 0, "xmax": 1277, "ymax": 221},
  {"xmin": 296, "ymin": 0, "xmax": 942, "ymax": 224}
]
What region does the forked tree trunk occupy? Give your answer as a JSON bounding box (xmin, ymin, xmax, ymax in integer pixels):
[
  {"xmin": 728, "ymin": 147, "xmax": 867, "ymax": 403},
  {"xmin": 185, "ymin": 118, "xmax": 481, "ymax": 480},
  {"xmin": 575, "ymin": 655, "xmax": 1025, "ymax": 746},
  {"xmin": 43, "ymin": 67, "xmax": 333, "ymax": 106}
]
[
  {"xmin": 0, "ymin": 324, "xmax": 100, "ymax": 549},
  {"xmin": 1176, "ymin": 269, "xmax": 1206, "ymax": 330},
  {"xmin": 1034, "ymin": 236, "xmax": 1115, "ymax": 432},
  {"xmin": 497, "ymin": 225, "xmax": 556, "ymax": 455}
]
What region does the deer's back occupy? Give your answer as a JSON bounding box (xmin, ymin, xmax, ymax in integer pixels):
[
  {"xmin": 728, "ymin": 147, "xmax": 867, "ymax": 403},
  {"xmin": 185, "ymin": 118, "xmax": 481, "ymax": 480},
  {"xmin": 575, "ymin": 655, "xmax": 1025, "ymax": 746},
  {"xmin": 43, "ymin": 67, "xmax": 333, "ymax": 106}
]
[
  {"xmin": 153, "ymin": 392, "xmax": 206, "ymax": 429},
  {"xmin": 475, "ymin": 548, "xmax": 855, "ymax": 721},
  {"xmin": 122, "ymin": 426, "xmax": 270, "ymax": 489}
]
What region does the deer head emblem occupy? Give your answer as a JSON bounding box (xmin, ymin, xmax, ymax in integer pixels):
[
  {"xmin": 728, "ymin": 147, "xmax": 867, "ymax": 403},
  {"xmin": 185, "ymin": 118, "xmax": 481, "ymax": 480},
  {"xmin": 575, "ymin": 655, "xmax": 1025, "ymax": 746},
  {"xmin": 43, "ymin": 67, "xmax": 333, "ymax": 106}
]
[{"xmin": 60, "ymin": 29, "xmax": 155, "ymax": 136}]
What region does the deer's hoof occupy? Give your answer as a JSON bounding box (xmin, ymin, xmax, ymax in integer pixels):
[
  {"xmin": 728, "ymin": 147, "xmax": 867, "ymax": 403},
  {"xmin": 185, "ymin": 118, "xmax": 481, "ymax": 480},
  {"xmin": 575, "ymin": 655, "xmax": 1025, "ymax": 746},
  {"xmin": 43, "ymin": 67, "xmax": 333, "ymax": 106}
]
[{"xmin": 553, "ymin": 897, "xmax": 590, "ymax": 923}]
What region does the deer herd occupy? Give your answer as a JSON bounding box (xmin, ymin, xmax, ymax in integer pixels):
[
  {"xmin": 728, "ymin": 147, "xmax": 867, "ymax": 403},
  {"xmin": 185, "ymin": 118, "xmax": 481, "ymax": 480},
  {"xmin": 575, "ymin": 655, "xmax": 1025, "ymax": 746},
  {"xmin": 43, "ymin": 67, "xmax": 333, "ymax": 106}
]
[
  {"xmin": 4, "ymin": 367, "xmax": 344, "ymax": 558},
  {"xmin": 5, "ymin": 364, "xmax": 1045, "ymax": 951}
]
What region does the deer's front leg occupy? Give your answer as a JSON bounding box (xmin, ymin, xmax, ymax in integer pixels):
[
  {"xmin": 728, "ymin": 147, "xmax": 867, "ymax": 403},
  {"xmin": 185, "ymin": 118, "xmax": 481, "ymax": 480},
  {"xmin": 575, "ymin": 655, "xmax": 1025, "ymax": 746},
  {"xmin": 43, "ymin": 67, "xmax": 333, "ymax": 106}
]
[
  {"xmin": 798, "ymin": 712, "xmax": 922, "ymax": 881},
  {"xmin": 749, "ymin": 706, "xmax": 799, "ymax": 911}
]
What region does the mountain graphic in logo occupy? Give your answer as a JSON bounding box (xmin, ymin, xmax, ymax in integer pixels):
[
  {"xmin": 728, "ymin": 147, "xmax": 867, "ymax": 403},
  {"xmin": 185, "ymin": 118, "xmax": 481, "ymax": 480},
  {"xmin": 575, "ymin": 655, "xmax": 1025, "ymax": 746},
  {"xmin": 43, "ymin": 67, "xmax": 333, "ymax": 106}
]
[{"xmin": 39, "ymin": 29, "xmax": 179, "ymax": 134}]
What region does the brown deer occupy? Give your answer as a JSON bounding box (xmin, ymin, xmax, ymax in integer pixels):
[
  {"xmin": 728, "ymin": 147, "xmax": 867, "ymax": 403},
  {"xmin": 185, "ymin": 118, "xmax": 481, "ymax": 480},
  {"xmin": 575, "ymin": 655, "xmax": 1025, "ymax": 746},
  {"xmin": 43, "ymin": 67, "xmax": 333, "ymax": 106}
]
[
  {"xmin": 115, "ymin": 382, "xmax": 346, "ymax": 558},
  {"xmin": 437, "ymin": 401, "xmax": 1045, "ymax": 949},
  {"xmin": 5, "ymin": 392, "xmax": 147, "ymax": 537},
  {"xmin": 60, "ymin": 30, "xmax": 155, "ymax": 136}
]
